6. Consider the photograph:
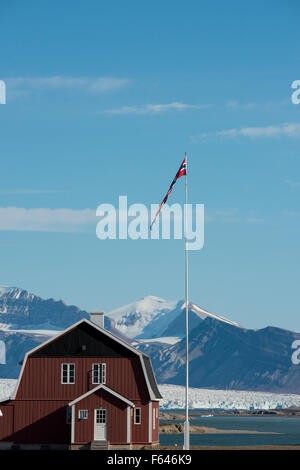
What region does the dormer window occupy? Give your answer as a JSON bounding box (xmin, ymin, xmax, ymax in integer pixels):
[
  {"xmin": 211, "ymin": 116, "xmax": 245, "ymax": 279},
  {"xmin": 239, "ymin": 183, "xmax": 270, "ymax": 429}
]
[
  {"xmin": 92, "ymin": 363, "xmax": 106, "ymax": 384},
  {"xmin": 61, "ymin": 363, "xmax": 75, "ymax": 384}
]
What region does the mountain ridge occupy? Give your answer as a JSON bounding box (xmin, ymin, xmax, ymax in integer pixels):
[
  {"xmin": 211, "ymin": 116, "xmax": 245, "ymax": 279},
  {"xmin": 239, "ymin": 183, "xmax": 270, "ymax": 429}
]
[{"xmin": 0, "ymin": 285, "xmax": 299, "ymax": 394}]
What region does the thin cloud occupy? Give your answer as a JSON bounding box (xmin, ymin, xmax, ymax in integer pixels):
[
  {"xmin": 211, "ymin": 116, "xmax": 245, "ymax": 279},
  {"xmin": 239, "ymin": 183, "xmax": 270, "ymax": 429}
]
[
  {"xmin": 103, "ymin": 102, "xmax": 212, "ymax": 115},
  {"xmin": 226, "ymin": 100, "xmax": 256, "ymax": 110},
  {"xmin": 0, "ymin": 189, "xmax": 64, "ymax": 195},
  {"xmin": 5, "ymin": 76, "xmax": 130, "ymax": 94},
  {"xmin": 282, "ymin": 210, "xmax": 300, "ymax": 217},
  {"xmin": 207, "ymin": 208, "xmax": 264, "ymax": 224},
  {"xmin": 246, "ymin": 218, "xmax": 265, "ymax": 224},
  {"xmin": 191, "ymin": 123, "xmax": 300, "ymax": 142},
  {"xmin": 0, "ymin": 207, "xmax": 96, "ymax": 232},
  {"xmin": 225, "ymin": 99, "xmax": 288, "ymax": 110},
  {"xmin": 285, "ymin": 179, "xmax": 300, "ymax": 188}
]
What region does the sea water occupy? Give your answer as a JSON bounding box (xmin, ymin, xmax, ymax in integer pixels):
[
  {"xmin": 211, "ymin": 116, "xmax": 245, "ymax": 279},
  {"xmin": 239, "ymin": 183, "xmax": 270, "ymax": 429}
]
[{"xmin": 160, "ymin": 412, "xmax": 300, "ymax": 447}]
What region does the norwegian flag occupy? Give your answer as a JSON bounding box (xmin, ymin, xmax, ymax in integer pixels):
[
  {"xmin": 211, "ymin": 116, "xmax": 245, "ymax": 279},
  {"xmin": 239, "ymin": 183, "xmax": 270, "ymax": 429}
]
[{"xmin": 150, "ymin": 156, "xmax": 187, "ymax": 230}]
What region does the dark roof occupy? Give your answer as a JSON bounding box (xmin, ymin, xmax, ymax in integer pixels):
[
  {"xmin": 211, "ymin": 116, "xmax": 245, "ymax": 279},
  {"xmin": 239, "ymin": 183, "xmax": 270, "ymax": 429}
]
[
  {"xmin": 30, "ymin": 321, "xmax": 136, "ymax": 358},
  {"xmin": 142, "ymin": 354, "xmax": 162, "ymax": 399}
]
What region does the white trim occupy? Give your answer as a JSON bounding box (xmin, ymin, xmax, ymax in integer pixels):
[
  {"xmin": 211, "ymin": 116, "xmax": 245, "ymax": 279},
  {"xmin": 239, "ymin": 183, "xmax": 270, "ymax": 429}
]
[
  {"xmin": 61, "ymin": 363, "xmax": 76, "ymax": 384},
  {"xmin": 134, "ymin": 407, "xmax": 141, "ymax": 425},
  {"xmin": 94, "ymin": 407, "xmax": 107, "ymax": 441},
  {"xmin": 148, "ymin": 402, "xmax": 152, "ymax": 443},
  {"xmin": 92, "ymin": 363, "xmax": 106, "ymax": 385},
  {"xmin": 71, "ymin": 405, "xmax": 75, "ymax": 444},
  {"xmin": 12, "ymin": 318, "xmax": 157, "ymax": 401},
  {"xmin": 127, "ymin": 406, "xmax": 131, "ymax": 444},
  {"xmin": 0, "ymin": 409, "xmax": 2, "ymax": 417},
  {"xmin": 68, "ymin": 383, "xmax": 135, "ymax": 408},
  {"xmin": 78, "ymin": 409, "xmax": 88, "ymax": 420}
]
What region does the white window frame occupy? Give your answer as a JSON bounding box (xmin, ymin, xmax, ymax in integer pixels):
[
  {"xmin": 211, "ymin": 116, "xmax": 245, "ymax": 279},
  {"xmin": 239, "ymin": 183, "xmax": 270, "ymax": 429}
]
[
  {"xmin": 78, "ymin": 409, "xmax": 88, "ymax": 420},
  {"xmin": 134, "ymin": 407, "xmax": 141, "ymax": 425},
  {"xmin": 95, "ymin": 408, "xmax": 107, "ymax": 424},
  {"xmin": 92, "ymin": 363, "xmax": 106, "ymax": 384},
  {"xmin": 61, "ymin": 363, "xmax": 76, "ymax": 384},
  {"xmin": 153, "ymin": 408, "xmax": 156, "ymax": 429}
]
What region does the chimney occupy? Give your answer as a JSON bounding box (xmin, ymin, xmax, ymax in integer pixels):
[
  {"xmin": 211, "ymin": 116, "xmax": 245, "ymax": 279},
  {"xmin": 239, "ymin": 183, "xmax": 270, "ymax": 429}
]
[{"xmin": 90, "ymin": 310, "xmax": 105, "ymax": 329}]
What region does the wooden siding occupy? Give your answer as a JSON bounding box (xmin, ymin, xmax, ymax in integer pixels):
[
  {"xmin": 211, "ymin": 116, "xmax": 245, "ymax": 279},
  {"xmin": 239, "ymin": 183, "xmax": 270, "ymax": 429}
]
[
  {"xmin": 131, "ymin": 401, "xmax": 150, "ymax": 444},
  {"xmin": 0, "ymin": 402, "xmax": 13, "ymax": 441},
  {"xmin": 16, "ymin": 356, "xmax": 150, "ymax": 402},
  {"xmin": 151, "ymin": 401, "xmax": 159, "ymax": 443},
  {"xmin": 0, "ymin": 400, "xmax": 70, "ymax": 443},
  {"xmin": 74, "ymin": 389, "xmax": 127, "ymax": 444},
  {"xmin": 0, "ymin": 321, "xmax": 161, "ymax": 446}
]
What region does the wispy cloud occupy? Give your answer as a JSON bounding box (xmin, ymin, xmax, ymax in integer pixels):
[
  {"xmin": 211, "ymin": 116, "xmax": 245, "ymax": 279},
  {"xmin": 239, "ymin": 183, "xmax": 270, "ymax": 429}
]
[
  {"xmin": 0, "ymin": 189, "xmax": 64, "ymax": 195},
  {"xmin": 225, "ymin": 99, "xmax": 288, "ymax": 111},
  {"xmin": 285, "ymin": 179, "xmax": 300, "ymax": 188},
  {"xmin": 246, "ymin": 217, "xmax": 265, "ymax": 224},
  {"xmin": 226, "ymin": 100, "xmax": 256, "ymax": 110},
  {"xmin": 282, "ymin": 210, "xmax": 300, "ymax": 218},
  {"xmin": 103, "ymin": 102, "xmax": 211, "ymax": 115},
  {"xmin": 0, "ymin": 207, "xmax": 96, "ymax": 232},
  {"xmin": 5, "ymin": 76, "xmax": 130, "ymax": 95},
  {"xmin": 205, "ymin": 208, "xmax": 265, "ymax": 224},
  {"xmin": 191, "ymin": 123, "xmax": 300, "ymax": 142}
]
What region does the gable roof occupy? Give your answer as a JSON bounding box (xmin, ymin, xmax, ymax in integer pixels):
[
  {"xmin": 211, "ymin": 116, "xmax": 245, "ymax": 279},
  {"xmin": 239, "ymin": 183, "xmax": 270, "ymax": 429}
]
[
  {"xmin": 30, "ymin": 321, "xmax": 136, "ymax": 358},
  {"xmin": 12, "ymin": 318, "xmax": 162, "ymax": 400},
  {"xmin": 68, "ymin": 384, "xmax": 135, "ymax": 408}
]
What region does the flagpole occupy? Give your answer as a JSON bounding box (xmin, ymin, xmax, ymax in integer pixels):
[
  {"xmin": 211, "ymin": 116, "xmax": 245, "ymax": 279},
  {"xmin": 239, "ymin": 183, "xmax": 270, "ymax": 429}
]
[{"xmin": 183, "ymin": 151, "xmax": 189, "ymax": 450}]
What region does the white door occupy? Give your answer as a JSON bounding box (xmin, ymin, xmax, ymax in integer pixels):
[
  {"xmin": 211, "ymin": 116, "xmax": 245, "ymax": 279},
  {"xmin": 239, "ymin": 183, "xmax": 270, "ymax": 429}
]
[{"xmin": 94, "ymin": 408, "xmax": 107, "ymax": 441}]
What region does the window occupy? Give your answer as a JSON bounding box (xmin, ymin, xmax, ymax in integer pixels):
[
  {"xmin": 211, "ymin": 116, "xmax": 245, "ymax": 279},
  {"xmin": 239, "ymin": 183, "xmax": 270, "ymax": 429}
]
[
  {"xmin": 92, "ymin": 363, "xmax": 106, "ymax": 384},
  {"xmin": 153, "ymin": 408, "xmax": 156, "ymax": 429},
  {"xmin": 95, "ymin": 408, "xmax": 107, "ymax": 424},
  {"xmin": 61, "ymin": 363, "xmax": 75, "ymax": 384},
  {"xmin": 134, "ymin": 408, "xmax": 141, "ymax": 424},
  {"xmin": 78, "ymin": 409, "xmax": 88, "ymax": 420},
  {"xmin": 66, "ymin": 407, "xmax": 72, "ymax": 424}
]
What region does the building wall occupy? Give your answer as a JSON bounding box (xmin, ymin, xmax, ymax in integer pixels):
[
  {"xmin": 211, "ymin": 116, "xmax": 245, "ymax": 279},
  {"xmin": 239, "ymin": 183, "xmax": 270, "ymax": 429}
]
[
  {"xmin": 0, "ymin": 400, "xmax": 70, "ymax": 443},
  {"xmin": 0, "ymin": 326, "xmax": 161, "ymax": 446},
  {"xmin": 0, "ymin": 397, "xmax": 157, "ymax": 445},
  {"xmin": 15, "ymin": 356, "xmax": 149, "ymax": 402},
  {"xmin": 151, "ymin": 401, "xmax": 159, "ymax": 443},
  {"xmin": 131, "ymin": 400, "xmax": 151, "ymax": 444},
  {"xmin": 73, "ymin": 389, "xmax": 128, "ymax": 444},
  {"xmin": 0, "ymin": 402, "xmax": 13, "ymax": 441}
]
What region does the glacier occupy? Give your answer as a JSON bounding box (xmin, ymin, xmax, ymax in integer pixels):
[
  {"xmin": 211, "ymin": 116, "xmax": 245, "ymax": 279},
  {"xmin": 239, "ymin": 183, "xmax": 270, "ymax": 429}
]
[
  {"xmin": 1, "ymin": 379, "xmax": 300, "ymax": 410},
  {"xmin": 158, "ymin": 384, "xmax": 300, "ymax": 410}
]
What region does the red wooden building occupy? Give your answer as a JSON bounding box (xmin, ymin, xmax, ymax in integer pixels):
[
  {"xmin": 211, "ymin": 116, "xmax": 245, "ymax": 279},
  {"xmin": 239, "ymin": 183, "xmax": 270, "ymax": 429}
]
[{"xmin": 0, "ymin": 312, "xmax": 162, "ymax": 450}]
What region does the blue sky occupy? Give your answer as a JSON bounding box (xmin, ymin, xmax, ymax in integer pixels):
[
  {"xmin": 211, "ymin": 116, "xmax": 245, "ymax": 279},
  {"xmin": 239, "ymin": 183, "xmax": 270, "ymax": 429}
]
[{"xmin": 0, "ymin": 0, "xmax": 300, "ymax": 330}]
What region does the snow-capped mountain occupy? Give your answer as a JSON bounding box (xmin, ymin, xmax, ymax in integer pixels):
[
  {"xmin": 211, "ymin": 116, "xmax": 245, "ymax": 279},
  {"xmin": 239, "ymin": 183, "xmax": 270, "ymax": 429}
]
[
  {"xmin": 106, "ymin": 295, "xmax": 240, "ymax": 340},
  {"xmin": 0, "ymin": 286, "xmax": 299, "ymax": 395},
  {"xmin": 136, "ymin": 318, "xmax": 300, "ymax": 394},
  {"xmin": 0, "ymin": 286, "xmax": 88, "ymax": 329},
  {"xmin": 106, "ymin": 295, "xmax": 178, "ymax": 339}
]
